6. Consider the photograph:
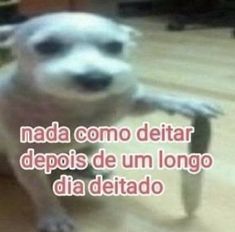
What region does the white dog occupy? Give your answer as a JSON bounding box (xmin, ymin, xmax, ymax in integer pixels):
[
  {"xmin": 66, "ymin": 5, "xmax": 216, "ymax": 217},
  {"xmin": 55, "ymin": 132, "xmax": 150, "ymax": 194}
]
[{"xmin": 0, "ymin": 13, "xmax": 221, "ymax": 232}]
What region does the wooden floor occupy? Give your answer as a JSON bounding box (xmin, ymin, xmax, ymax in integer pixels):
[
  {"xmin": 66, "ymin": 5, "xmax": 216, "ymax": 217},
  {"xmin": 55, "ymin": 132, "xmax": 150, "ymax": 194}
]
[{"xmin": 0, "ymin": 17, "xmax": 235, "ymax": 232}]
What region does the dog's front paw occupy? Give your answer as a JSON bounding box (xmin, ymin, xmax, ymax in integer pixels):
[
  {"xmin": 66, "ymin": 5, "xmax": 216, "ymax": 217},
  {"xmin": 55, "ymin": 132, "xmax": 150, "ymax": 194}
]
[
  {"xmin": 38, "ymin": 212, "xmax": 75, "ymax": 232},
  {"xmin": 168, "ymin": 99, "xmax": 223, "ymax": 118}
]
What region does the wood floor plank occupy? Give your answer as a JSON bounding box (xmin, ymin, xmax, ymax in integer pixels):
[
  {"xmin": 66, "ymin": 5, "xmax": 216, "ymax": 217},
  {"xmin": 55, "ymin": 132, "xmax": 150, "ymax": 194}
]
[{"xmin": 124, "ymin": 17, "xmax": 235, "ymax": 100}]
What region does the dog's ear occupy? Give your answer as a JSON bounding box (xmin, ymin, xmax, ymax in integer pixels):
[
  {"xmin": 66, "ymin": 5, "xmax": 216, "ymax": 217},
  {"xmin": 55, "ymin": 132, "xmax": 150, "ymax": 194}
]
[
  {"xmin": 0, "ymin": 25, "xmax": 15, "ymax": 49},
  {"xmin": 120, "ymin": 25, "xmax": 142, "ymax": 39},
  {"xmin": 120, "ymin": 25, "xmax": 142, "ymax": 50}
]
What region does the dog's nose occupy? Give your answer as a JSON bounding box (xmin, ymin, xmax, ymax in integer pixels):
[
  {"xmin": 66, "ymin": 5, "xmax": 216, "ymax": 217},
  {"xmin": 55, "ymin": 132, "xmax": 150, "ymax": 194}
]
[{"xmin": 73, "ymin": 72, "xmax": 112, "ymax": 91}]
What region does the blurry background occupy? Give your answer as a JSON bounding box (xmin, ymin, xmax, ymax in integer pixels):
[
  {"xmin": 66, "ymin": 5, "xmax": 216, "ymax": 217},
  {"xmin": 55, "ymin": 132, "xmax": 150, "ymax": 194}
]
[
  {"xmin": 0, "ymin": 1, "xmax": 235, "ymax": 232},
  {"xmin": 3, "ymin": 1, "xmax": 235, "ymax": 28}
]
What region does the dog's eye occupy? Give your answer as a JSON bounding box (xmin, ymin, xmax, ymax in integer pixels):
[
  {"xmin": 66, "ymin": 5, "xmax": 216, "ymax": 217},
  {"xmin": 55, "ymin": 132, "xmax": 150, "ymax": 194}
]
[
  {"xmin": 103, "ymin": 41, "xmax": 123, "ymax": 55},
  {"xmin": 35, "ymin": 39, "xmax": 64, "ymax": 55}
]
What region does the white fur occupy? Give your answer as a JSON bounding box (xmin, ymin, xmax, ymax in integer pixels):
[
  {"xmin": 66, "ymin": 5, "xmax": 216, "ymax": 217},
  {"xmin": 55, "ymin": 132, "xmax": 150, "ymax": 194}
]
[{"xmin": 0, "ymin": 12, "xmax": 222, "ymax": 232}]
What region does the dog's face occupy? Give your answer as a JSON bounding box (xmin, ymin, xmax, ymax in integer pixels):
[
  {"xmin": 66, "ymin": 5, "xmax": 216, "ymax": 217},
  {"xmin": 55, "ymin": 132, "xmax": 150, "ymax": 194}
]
[{"xmin": 0, "ymin": 13, "xmax": 139, "ymax": 100}]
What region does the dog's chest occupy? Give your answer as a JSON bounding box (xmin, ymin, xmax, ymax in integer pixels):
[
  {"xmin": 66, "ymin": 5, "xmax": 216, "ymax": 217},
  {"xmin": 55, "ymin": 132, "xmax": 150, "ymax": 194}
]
[{"xmin": 0, "ymin": 90, "xmax": 133, "ymax": 137}]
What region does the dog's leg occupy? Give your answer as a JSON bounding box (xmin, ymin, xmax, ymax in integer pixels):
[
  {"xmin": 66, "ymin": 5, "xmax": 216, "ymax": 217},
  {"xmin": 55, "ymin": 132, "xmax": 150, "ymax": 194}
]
[
  {"xmin": 59, "ymin": 145, "xmax": 112, "ymax": 180},
  {"xmin": 7, "ymin": 147, "xmax": 74, "ymax": 232},
  {"xmin": 130, "ymin": 85, "xmax": 220, "ymax": 216},
  {"xmin": 130, "ymin": 85, "xmax": 222, "ymax": 118}
]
